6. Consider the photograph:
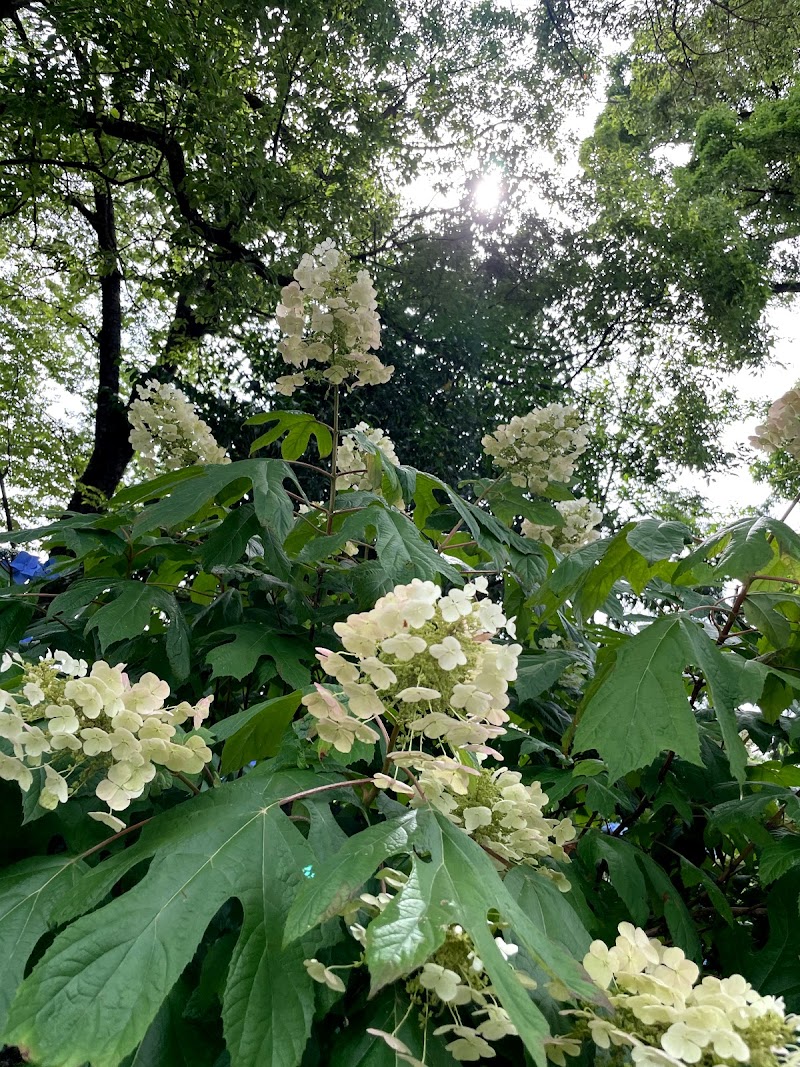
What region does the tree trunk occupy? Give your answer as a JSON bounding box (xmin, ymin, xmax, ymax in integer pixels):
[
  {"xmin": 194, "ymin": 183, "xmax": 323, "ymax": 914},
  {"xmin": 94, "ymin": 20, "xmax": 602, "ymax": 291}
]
[
  {"xmin": 67, "ymin": 195, "xmax": 214, "ymax": 512},
  {"xmin": 67, "ymin": 188, "xmax": 128, "ymax": 512}
]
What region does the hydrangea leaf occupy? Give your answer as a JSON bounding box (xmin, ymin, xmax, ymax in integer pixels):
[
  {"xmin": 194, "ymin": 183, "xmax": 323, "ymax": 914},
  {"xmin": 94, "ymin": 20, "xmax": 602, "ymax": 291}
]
[
  {"xmin": 408, "ymin": 814, "xmax": 599, "ymax": 1064},
  {"xmin": 285, "ymin": 810, "xmax": 424, "ymax": 941},
  {"xmin": 502, "ymin": 867, "xmax": 592, "ymax": 959},
  {"xmin": 288, "ymin": 807, "xmax": 598, "ymax": 1067},
  {"xmin": 679, "ymin": 856, "xmax": 735, "ymax": 926},
  {"xmin": 675, "ymin": 515, "xmax": 800, "ymax": 582},
  {"xmin": 758, "ymin": 836, "xmax": 800, "ymax": 886},
  {"xmin": 109, "ymin": 466, "xmax": 206, "ymax": 508},
  {"xmin": 573, "ymin": 525, "xmax": 650, "ymax": 618},
  {"xmin": 0, "ymin": 598, "xmax": 35, "ymax": 649},
  {"xmin": 514, "ymin": 652, "xmax": 575, "ymax": 702},
  {"xmin": 218, "ymin": 691, "xmax": 303, "ymax": 773},
  {"xmin": 636, "ymin": 852, "xmax": 701, "ymax": 962},
  {"xmin": 205, "ymin": 623, "xmax": 312, "ymax": 688},
  {"xmin": 5, "ymin": 768, "xmax": 325, "ymax": 1067},
  {"xmin": 726, "ymin": 870, "xmax": 800, "ymax": 1010},
  {"xmin": 132, "ymin": 460, "xmax": 297, "ymax": 543},
  {"xmin": 370, "ymin": 508, "xmax": 463, "ymax": 585},
  {"xmin": 200, "ymin": 504, "xmax": 261, "ymax": 568},
  {"xmin": 0, "ymin": 855, "xmax": 86, "ymax": 1033},
  {"xmin": 120, "ymin": 977, "xmax": 222, "ymax": 1067},
  {"xmin": 534, "ymin": 538, "xmax": 610, "ymax": 619},
  {"xmin": 679, "ymin": 620, "xmax": 762, "ymax": 783},
  {"xmin": 84, "ymin": 581, "xmax": 154, "ymax": 648},
  {"xmin": 741, "ymin": 591, "xmax": 800, "ymax": 648},
  {"xmin": 83, "ymin": 581, "xmax": 191, "ymax": 680},
  {"xmin": 625, "ymin": 518, "xmax": 692, "ymax": 564},
  {"xmin": 295, "ymin": 506, "xmax": 378, "ymax": 564},
  {"xmin": 578, "ymin": 831, "xmax": 649, "ymax": 927},
  {"xmin": 482, "ymin": 481, "xmax": 563, "ymax": 527},
  {"xmin": 247, "ymin": 411, "xmax": 332, "ymax": 461},
  {"xmin": 573, "ymin": 616, "xmax": 703, "ymax": 781}
]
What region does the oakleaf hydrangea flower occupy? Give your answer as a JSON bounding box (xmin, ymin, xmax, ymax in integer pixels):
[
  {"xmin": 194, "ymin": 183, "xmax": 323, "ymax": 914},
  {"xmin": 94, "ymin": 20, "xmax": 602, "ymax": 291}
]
[
  {"xmin": 0, "ymin": 653, "xmax": 213, "ymax": 821},
  {"xmin": 568, "ymin": 922, "xmax": 800, "ymax": 1067},
  {"xmin": 522, "ymin": 497, "xmax": 602, "ymax": 553},
  {"xmin": 336, "ymin": 422, "xmax": 400, "ymax": 491},
  {"xmin": 342, "ymin": 882, "xmax": 524, "ymax": 1065},
  {"xmin": 482, "ymin": 404, "xmax": 589, "ymax": 493},
  {"xmin": 750, "ymin": 383, "xmax": 800, "ymax": 458},
  {"xmin": 129, "ymin": 380, "xmax": 228, "ymax": 472},
  {"xmin": 409, "ymin": 759, "xmax": 575, "ymax": 881},
  {"xmin": 303, "ymin": 958, "xmax": 346, "ymax": 993},
  {"xmin": 274, "ymin": 241, "xmax": 392, "ymax": 395},
  {"xmin": 303, "ymin": 578, "xmax": 521, "ymax": 754}
]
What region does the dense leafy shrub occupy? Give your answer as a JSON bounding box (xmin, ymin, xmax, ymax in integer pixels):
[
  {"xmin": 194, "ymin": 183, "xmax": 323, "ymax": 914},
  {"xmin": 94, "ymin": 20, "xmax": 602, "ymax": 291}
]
[{"xmin": 2, "ymin": 250, "xmax": 800, "ymax": 1067}]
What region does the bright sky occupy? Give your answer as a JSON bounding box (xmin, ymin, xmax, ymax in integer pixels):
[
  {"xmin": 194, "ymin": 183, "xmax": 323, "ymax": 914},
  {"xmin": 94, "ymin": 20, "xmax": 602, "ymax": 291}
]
[
  {"xmin": 689, "ymin": 305, "xmax": 799, "ymax": 517},
  {"xmin": 403, "ymin": 86, "xmax": 800, "ymax": 525}
]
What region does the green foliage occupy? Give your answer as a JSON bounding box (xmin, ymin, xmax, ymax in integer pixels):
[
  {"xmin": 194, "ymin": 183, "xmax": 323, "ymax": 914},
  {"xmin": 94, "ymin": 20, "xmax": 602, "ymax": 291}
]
[{"xmin": 2, "ymin": 383, "xmax": 800, "ymax": 1067}]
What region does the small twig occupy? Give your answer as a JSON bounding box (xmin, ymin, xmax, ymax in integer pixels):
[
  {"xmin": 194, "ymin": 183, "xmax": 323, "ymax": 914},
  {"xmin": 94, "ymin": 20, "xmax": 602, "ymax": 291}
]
[
  {"xmin": 286, "ymin": 459, "xmax": 335, "ymax": 480},
  {"xmin": 174, "ymin": 771, "xmax": 201, "ymax": 795},
  {"xmin": 777, "ymin": 490, "xmax": 800, "ymax": 525},
  {"xmin": 481, "ymin": 843, "xmax": 513, "ymax": 869},
  {"xmin": 578, "ymin": 811, "xmax": 598, "ymax": 840},
  {"xmin": 272, "ymin": 777, "xmax": 374, "ymax": 810},
  {"xmin": 286, "ymin": 491, "xmax": 327, "ymax": 513},
  {"xmin": 327, "ymin": 388, "xmax": 340, "ymax": 537},
  {"xmin": 78, "ymin": 816, "xmax": 152, "ymax": 861}
]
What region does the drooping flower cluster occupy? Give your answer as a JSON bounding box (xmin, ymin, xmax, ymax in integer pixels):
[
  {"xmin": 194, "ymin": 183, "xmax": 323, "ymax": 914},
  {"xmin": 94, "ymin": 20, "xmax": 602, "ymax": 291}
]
[
  {"xmin": 302, "ymin": 578, "xmax": 521, "ymax": 755},
  {"xmin": 0, "ymin": 652, "xmax": 213, "ymax": 828},
  {"xmin": 750, "ymin": 385, "xmax": 800, "ymax": 458},
  {"xmin": 336, "ymin": 422, "xmax": 400, "ymax": 491},
  {"xmin": 274, "ymin": 240, "xmax": 393, "ymax": 396},
  {"xmin": 402, "ymin": 758, "xmax": 574, "ymax": 882},
  {"xmin": 522, "ymin": 497, "xmax": 602, "ymax": 553},
  {"xmin": 481, "ymin": 405, "xmax": 589, "ymax": 494},
  {"xmin": 305, "ymin": 867, "xmax": 526, "ymax": 1064},
  {"xmin": 567, "ymin": 922, "xmax": 800, "ymax": 1067},
  {"xmin": 129, "ymin": 379, "xmax": 228, "ymax": 472}
]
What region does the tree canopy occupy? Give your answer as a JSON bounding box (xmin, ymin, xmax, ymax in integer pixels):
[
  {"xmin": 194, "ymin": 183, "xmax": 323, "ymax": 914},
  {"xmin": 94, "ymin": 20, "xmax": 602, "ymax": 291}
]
[{"xmin": 1, "ymin": 0, "xmax": 798, "ymax": 522}]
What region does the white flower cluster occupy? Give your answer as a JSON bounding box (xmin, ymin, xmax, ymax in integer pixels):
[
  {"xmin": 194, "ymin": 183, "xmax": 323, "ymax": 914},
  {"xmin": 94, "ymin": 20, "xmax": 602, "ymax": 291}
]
[
  {"xmin": 482, "ymin": 405, "xmax": 589, "ymax": 494},
  {"xmin": 336, "ymin": 422, "xmax": 400, "ymax": 491},
  {"xmin": 522, "ymin": 497, "xmax": 602, "ymax": 554},
  {"xmin": 129, "ymin": 379, "xmax": 228, "ymax": 473},
  {"xmin": 750, "ymin": 385, "xmax": 800, "ymax": 458},
  {"xmin": 302, "ymin": 578, "xmax": 520, "ymax": 755},
  {"xmin": 274, "ymin": 240, "xmax": 393, "ymax": 396},
  {"xmin": 411, "ymin": 923, "xmax": 521, "ymax": 1063},
  {"xmin": 306, "ymin": 869, "xmax": 526, "ymax": 1064},
  {"xmin": 0, "ymin": 652, "xmax": 213, "ymax": 828},
  {"xmin": 569, "ymin": 922, "xmax": 800, "ymax": 1067},
  {"xmin": 399, "ymin": 757, "xmax": 574, "ymax": 881}
]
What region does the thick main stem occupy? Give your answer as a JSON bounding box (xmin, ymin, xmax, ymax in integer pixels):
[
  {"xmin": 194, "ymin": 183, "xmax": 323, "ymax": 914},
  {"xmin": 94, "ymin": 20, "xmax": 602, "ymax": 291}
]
[{"xmin": 326, "ymin": 387, "xmax": 340, "ymax": 535}]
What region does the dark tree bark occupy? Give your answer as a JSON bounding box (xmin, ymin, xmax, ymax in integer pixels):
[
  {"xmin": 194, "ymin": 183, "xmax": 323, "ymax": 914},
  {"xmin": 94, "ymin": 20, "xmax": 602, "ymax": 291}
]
[
  {"xmin": 67, "ymin": 255, "xmax": 215, "ymax": 512},
  {"xmin": 67, "ymin": 188, "xmax": 127, "ymax": 513}
]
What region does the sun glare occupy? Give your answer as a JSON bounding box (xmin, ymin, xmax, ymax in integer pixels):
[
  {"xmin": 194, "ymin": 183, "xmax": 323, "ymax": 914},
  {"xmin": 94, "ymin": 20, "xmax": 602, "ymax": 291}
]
[{"xmin": 473, "ymin": 171, "xmax": 503, "ymax": 212}]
